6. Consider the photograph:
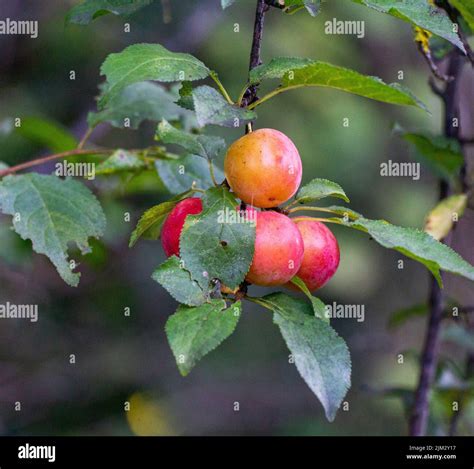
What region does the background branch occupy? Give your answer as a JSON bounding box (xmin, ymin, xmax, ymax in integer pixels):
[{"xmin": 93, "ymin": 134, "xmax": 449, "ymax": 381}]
[{"xmin": 409, "ymin": 52, "xmax": 464, "ymax": 436}]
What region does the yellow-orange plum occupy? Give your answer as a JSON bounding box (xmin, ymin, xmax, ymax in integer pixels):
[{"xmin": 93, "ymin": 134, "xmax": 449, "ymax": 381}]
[{"xmin": 224, "ymin": 128, "xmax": 302, "ymax": 208}]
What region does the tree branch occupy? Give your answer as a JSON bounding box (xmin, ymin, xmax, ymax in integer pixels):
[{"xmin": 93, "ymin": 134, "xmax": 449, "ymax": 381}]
[
  {"xmin": 240, "ymin": 0, "xmax": 269, "ymax": 111},
  {"xmin": 265, "ymin": 0, "xmax": 284, "ymax": 9},
  {"xmin": 409, "ymin": 51, "xmax": 464, "ymax": 437}
]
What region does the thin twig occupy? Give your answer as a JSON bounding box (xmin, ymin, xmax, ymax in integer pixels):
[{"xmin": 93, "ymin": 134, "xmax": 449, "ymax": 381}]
[
  {"xmin": 284, "ymin": 5, "xmax": 306, "ymax": 15},
  {"xmin": 418, "ymin": 43, "xmax": 453, "ymax": 82},
  {"xmin": 77, "ymin": 127, "xmax": 94, "ymax": 149},
  {"xmin": 0, "ymin": 148, "xmax": 112, "ymax": 178},
  {"xmin": 247, "ymin": 84, "xmax": 309, "ymax": 110},
  {"xmin": 291, "ymin": 216, "xmax": 342, "ymax": 225},
  {"xmin": 289, "ymin": 206, "xmax": 341, "ymax": 215},
  {"xmin": 207, "ymin": 159, "xmax": 219, "ymax": 186},
  {"xmin": 210, "ymin": 71, "xmax": 234, "ymax": 104}
]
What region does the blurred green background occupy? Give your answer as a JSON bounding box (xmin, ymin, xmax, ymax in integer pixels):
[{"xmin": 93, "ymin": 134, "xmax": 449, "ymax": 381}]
[{"xmin": 0, "ymin": 0, "xmax": 473, "ymax": 436}]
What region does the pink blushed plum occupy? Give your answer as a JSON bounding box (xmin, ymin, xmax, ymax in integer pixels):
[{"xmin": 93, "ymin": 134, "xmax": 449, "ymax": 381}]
[
  {"xmin": 161, "ymin": 197, "xmax": 203, "ymax": 257},
  {"xmin": 246, "ymin": 211, "xmax": 304, "ymax": 286},
  {"xmin": 290, "ymin": 218, "xmax": 340, "ymax": 291}
]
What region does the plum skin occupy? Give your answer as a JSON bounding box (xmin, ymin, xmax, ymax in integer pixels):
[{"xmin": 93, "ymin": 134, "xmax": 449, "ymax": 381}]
[
  {"xmin": 161, "ymin": 197, "xmax": 203, "ymax": 257},
  {"xmin": 246, "ymin": 211, "xmax": 304, "ymax": 286},
  {"xmin": 289, "ymin": 218, "xmax": 340, "ymax": 291},
  {"xmin": 224, "ymin": 128, "xmax": 303, "ymax": 208}
]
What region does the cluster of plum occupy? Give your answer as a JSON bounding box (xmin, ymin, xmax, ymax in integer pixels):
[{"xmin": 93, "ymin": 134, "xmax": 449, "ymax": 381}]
[{"xmin": 161, "ymin": 129, "xmax": 340, "ymax": 292}]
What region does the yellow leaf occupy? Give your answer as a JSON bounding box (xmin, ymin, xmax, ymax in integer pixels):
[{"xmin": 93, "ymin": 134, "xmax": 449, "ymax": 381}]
[
  {"xmin": 414, "ymin": 26, "xmax": 432, "ymax": 54},
  {"xmin": 424, "ymin": 194, "xmax": 468, "ymax": 240},
  {"xmin": 126, "ymin": 392, "xmax": 176, "ymax": 436}
]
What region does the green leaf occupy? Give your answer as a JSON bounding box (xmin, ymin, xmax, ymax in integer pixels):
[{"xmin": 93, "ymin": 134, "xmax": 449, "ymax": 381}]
[
  {"xmin": 430, "ymin": 34, "xmax": 455, "ymax": 60},
  {"xmin": 180, "ymin": 186, "xmax": 256, "ymax": 289},
  {"xmin": 250, "ymin": 58, "xmax": 427, "ymax": 110},
  {"xmin": 155, "ymin": 154, "xmax": 224, "ymax": 194},
  {"xmin": 66, "ymin": 0, "xmax": 154, "ymax": 25},
  {"xmin": 351, "ymin": 0, "xmax": 465, "ymax": 52},
  {"xmin": 152, "ymin": 255, "xmax": 207, "ymax": 306},
  {"xmin": 0, "ymin": 174, "xmax": 106, "ymax": 286},
  {"xmin": 95, "ymin": 149, "xmax": 146, "ymax": 175},
  {"xmin": 253, "ymin": 292, "xmax": 312, "ymax": 317},
  {"xmin": 16, "ymin": 116, "xmax": 77, "ymax": 153},
  {"xmin": 0, "ymin": 162, "xmax": 9, "ymax": 171},
  {"xmin": 424, "ymin": 194, "xmax": 468, "ymax": 241},
  {"xmin": 192, "ymin": 85, "xmax": 256, "ymax": 128},
  {"xmin": 450, "ymin": 0, "xmax": 474, "ymax": 31},
  {"xmin": 99, "ymin": 44, "xmax": 210, "ymax": 108},
  {"xmin": 290, "ymin": 277, "xmax": 328, "ymax": 321},
  {"xmin": 249, "ymin": 57, "xmax": 315, "ymax": 84},
  {"xmin": 156, "ymin": 119, "xmax": 226, "ymax": 160},
  {"xmin": 442, "ymin": 323, "xmax": 474, "ymax": 352},
  {"xmin": 264, "ymin": 292, "xmax": 351, "ymax": 422},
  {"xmin": 88, "ymin": 82, "xmax": 190, "ymax": 129},
  {"xmin": 346, "ymin": 217, "xmax": 474, "ymax": 286},
  {"xmin": 295, "ymin": 178, "xmax": 349, "ymax": 204},
  {"xmin": 325, "ymin": 206, "xmax": 362, "ymax": 220},
  {"xmin": 128, "ymin": 190, "xmax": 192, "ymax": 247},
  {"xmin": 166, "ymin": 299, "xmax": 241, "ymax": 375},
  {"xmin": 285, "ymin": 0, "xmax": 322, "ymax": 16},
  {"xmin": 176, "ymin": 81, "xmax": 195, "ymax": 110},
  {"xmin": 388, "ymin": 304, "xmax": 429, "ymax": 328},
  {"xmin": 400, "ymin": 131, "xmax": 463, "ymax": 181}
]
